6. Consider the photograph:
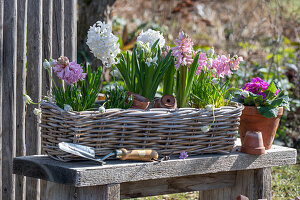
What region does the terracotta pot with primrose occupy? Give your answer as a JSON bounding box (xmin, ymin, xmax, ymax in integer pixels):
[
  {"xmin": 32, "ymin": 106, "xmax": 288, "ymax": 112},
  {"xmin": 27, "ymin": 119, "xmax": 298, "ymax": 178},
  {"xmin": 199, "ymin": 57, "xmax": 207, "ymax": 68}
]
[{"xmin": 239, "ymin": 106, "xmax": 283, "ymax": 150}]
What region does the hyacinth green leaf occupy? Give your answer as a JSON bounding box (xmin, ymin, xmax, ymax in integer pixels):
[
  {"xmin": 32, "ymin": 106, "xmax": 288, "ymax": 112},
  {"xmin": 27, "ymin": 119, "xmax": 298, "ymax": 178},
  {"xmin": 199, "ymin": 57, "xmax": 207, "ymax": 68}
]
[
  {"xmin": 178, "ymin": 52, "xmax": 200, "ymax": 107},
  {"xmin": 151, "ymin": 39, "xmax": 160, "ymax": 52},
  {"xmin": 257, "ymin": 106, "xmax": 279, "ymax": 118},
  {"xmin": 163, "ymin": 56, "xmax": 175, "ymax": 95},
  {"xmin": 116, "ymin": 54, "xmax": 132, "ymax": 91}
]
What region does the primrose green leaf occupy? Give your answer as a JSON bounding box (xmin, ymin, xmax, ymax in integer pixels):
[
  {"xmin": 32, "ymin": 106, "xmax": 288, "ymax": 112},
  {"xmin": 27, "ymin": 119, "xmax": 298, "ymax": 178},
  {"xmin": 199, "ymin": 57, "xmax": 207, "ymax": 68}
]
[
  {"xmin": 263, "ymin": 81, "xmax": 277, "ymax": 99},
  {"xmin": 257, "ymin": 106, "xmax": 279, "ymax": 118}
]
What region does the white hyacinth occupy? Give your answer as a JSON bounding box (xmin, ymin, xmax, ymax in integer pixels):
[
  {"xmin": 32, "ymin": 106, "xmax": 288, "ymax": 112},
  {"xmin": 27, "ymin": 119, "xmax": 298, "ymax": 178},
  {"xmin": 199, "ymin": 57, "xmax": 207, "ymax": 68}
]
[
  {"xmin": 211, "ymin": 78, "xmax": 218, "ymax": 84},
  {"xmin": 98, "ymin": 106, "xmax": 105, "ymax": 113},
  {"xmin": 43, "ymin": 59, "xmax": 51, "ymax": 70},
  {"xmin": 64, "ymin": 104, "xmax": 73, "ymax": 112},
  {"xmin": 33, "ymin": 108, "xmax": 42, "ymax": 116},
  {"xmin": 110, "ymin": 68, "xmax": 121, "ymax": 78},
  {"xmin": 207, "ymin": 58, "xmax": 212, "ymax": 67},
  {"xmin": 86, "ymin": 21, "xmax": 120, "ymax": 68},
  {"xmin": 49, "ymin": 59, "xmax": 56, "ymax": 67},
  {"xmin": 23, "ymin": 94, "xmax": 32, "ymax": 105},
  {"xmin": 208, "ymin": 47, "xmax": 214, "ymax": 57},
  {"xmin": 145, "ymin": 56, "xmax": 158, "ymax": 67},
  {"xmin": 137, "ymin": 41, "xmax": 152, "ymax": 57},
  {"xmin": 241, "ymin": 90, "xmax": 249, "ymax": 98},
  {"xmin": 205, "ymin": 104, "xmax": 215, "ymax": 112},
  {"xmin": 137, "ymin": 29, "xmax": 165, "ymax": 49},
  {"xmin": 201, "ymin": 125, "xmax": 210, "ymax": 133}
]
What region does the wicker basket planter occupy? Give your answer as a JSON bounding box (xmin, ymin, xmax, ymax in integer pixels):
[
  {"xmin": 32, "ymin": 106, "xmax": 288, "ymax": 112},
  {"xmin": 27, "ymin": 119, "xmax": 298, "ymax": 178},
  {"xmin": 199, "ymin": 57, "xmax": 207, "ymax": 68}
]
[{"xmin": 40, "ymin": 101, "xmax": 244, "ymax": 161}]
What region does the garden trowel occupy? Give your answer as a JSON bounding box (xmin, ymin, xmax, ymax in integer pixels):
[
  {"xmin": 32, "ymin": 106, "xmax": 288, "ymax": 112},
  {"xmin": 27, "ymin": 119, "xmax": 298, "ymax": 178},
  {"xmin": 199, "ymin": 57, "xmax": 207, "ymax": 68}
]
[{"xmin": 58, "ymin": 142, "xmax": 159, "ymax": 165}]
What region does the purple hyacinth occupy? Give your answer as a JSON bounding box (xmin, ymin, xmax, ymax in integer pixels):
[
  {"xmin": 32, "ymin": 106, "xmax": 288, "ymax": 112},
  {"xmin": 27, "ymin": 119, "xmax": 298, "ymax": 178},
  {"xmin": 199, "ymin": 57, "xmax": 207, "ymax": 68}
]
[{"xmin": 179, "ymin": 150, "xmax": 189, "ymax": 159}]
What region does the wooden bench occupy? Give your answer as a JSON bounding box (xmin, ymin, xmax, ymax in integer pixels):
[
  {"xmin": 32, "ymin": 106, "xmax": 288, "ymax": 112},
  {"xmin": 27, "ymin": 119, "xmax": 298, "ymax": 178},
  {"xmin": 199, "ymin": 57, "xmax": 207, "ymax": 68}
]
[{"xmin": 13, "ymin": 142, "xmax": 296, "ymax": 200}]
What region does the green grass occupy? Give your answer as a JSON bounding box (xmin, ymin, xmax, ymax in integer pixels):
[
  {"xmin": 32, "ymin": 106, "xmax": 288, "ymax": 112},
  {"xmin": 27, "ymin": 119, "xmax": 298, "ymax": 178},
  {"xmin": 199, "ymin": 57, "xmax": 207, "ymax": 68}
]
[
  {"xmin": 127, "ymin": 164, "xmax": 300, "ymax": 200},
  {"xmin": 272, "ymin": 164, "xmax": 300, "ymax": 199}
]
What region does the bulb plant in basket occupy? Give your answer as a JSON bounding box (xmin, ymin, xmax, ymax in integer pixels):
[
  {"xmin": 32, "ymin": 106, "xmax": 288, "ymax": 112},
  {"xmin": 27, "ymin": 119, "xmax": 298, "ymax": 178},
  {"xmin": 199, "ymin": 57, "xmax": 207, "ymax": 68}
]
[
  {"xmin": 42, "ymin": 56, "xmax": 102, "ymax": 112},
  {"xmin": 163, "ymin": 31, "xmax": 243, "ymax": 110},
  {"xmin": 87, "ymin": 22, "xmax": 173, "ymax": 108},
  {"xmin": 233, "ymin": 77, "xmax": 290, "ymax": 150}
]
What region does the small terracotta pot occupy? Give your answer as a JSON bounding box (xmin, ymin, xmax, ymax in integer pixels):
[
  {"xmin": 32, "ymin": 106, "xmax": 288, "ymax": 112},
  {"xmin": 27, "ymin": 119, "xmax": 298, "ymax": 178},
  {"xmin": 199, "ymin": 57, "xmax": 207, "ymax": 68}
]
[
  {"xmin": 153, "ymin": 95, "xmax": 177, "ymax": 109},
  {"xmin": 241, "ymin": 131, "xmax": 265, "ymax": 155},
  {"xmin": 126, "ymin": 92, "xmax": 150, "ymax": 110},
  {"xmin": 239, "ymin": 106, "xmax": 283, "ymax": 150}
]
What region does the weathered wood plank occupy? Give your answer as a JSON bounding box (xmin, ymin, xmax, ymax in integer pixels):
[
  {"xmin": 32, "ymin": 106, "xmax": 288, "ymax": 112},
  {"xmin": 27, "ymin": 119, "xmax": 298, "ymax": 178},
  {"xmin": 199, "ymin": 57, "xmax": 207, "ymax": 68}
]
[
  {"xmin": 253, "ymin": 167, "xmax": 272, "ymax": 200},
  {"xmin": 26, "ymin": 0, "xmax": 43, "ymax": 199},
  {"xmin": 52, "ymin": 0, "xmax": 64, "ymax": 86},
  {"xmin": 16, "ymin": 0, "xmax": 27, "ymax": 199},
  {"xmin": 64, "ymin": 0, "xmax": 77, "ymax": 61},
  {"xmin": 13, "ymin": 144, "xmax": 297, "ymax": 187},
  {"xmin": 41, "ymin": 182, "xmax": 120, "ymax": 200},
  {"xmin": 0, "ymin": 0, "xmax": 3, "ymax": 198},
  {"xmin": 199, "ymin": 170, "xmax": 255, "ymax": 200},
  {"xmin": 120, "ymin": 171, "xmax": 236, "ymax": 199},
  {"xmin": 2, "ymin": 0, "xmax": 17, "ymax": 199},
  {"xmin": 42, "ymin": 0, "xmax": 53, "ymax": 96}
]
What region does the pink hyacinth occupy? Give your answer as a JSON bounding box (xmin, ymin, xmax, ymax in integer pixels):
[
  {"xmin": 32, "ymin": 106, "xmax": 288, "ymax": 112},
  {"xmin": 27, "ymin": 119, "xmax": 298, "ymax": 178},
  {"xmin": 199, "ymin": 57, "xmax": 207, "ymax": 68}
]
[
  {"xmin": 171, "ymin": 31, "xmax": 194, "ymax": 70},
  {"xmin": 211, "ymin": 54, "xmax": 242, "ymax": 78},
  {"xmin": 211, "ymin": 55, "xmax": 232, "ymax": 78},
  {"xmin": 229, "ymin": 55, "xmax": 243, "ymax": 70},
  {"xmin": 195, "ymin": 52, "xmax": 207, "ymax": 75},
  {"xmin": 53, "ymin": 56, "xmax": 86, "ymax": 85}
]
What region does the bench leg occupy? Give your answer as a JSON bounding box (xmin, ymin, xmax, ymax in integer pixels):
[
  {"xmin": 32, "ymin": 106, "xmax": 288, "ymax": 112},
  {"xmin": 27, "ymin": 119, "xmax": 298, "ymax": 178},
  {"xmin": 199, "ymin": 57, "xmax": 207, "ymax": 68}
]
[
  {"xmin": 41, "ymin": 181, "xmax": 120, "ymax": 200},
  {"xmin": 199, "ymin": 168, "xmax": 272, "ymax": 200}
]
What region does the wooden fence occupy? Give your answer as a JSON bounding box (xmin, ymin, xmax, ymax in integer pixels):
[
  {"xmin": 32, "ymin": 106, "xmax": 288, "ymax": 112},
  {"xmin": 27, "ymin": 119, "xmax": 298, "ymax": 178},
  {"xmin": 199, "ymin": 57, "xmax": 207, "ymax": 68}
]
[{"xmin": 0, "ymin": 0, "xmax": 77, "ymax": 199}]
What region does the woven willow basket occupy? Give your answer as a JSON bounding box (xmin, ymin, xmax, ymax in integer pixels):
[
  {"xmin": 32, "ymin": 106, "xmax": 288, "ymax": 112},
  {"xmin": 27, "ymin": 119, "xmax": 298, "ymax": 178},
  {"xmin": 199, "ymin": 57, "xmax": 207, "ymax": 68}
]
[{"xmin": 40, "ymin": 101, "xmax": 244, "ymax": 161}]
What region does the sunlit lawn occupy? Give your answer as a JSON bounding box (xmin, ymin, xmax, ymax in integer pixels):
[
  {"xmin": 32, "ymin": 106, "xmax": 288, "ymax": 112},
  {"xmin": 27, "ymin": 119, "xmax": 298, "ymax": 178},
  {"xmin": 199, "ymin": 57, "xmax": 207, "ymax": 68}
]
[{"xmin": 128, "ymin": 164, "xmax": 299, "ymax": 200}]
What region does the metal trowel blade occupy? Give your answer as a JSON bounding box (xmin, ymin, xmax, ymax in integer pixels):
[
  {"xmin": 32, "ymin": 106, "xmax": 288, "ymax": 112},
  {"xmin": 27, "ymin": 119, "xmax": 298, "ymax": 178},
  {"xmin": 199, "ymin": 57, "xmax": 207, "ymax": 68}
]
[{"xmin": 58, "ymin": 142, "xmax": 104, "ymax": 164}]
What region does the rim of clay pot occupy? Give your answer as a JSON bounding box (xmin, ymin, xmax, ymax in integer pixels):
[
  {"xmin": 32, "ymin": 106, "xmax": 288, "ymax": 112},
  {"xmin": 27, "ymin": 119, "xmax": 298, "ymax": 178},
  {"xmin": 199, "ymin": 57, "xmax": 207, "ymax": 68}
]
[
  {"xmin": 126, "ymin": 91, "xmax": 149, "ymax": 103},
  {"xmin": 161, "ymin": 94, "xmax": 176, "ymax": 107},
  {"xmin": 242, "ymin": 106, "xmax": 283, "ymax": 116}
]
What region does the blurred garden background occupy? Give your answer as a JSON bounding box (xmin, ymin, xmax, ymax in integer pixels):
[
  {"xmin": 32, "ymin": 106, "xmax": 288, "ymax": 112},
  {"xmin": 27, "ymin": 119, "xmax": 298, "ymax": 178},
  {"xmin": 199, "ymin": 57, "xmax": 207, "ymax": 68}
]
[{"xmin": 77, "ymin": 0, "xmax": 299, "ymax": 199}]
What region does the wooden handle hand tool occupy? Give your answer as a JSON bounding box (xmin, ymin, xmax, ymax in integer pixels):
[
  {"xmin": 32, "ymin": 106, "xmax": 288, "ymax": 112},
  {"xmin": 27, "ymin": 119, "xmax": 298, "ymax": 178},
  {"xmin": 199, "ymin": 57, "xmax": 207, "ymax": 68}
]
[
  {"xmin": 114, "ymin": 148, "xmax": 159, "ymax": 162},
  {"xmin": 58, "ymin": 142, "xmax": 159, "ymax": 164}
]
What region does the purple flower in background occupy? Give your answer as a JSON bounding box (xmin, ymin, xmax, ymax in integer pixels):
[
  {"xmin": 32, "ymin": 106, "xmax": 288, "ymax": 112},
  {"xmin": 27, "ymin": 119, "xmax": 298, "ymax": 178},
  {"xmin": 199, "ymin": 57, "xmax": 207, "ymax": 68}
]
[
  {"xmin": 179, "ymin": 150, "xmax": 189, "ymax": 159},
  {"xmin": 53, "ymin": 56, "xmax": 87, "ymax": 85},
  {"xmin": 242, "ymin": 77, "xmax": 269, "ymax": 99},
  {"xmin": 171, "ymin": 31, "xmax": 194, "ymax": 70}
]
